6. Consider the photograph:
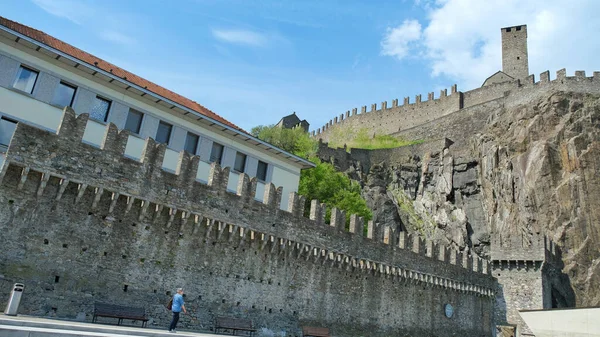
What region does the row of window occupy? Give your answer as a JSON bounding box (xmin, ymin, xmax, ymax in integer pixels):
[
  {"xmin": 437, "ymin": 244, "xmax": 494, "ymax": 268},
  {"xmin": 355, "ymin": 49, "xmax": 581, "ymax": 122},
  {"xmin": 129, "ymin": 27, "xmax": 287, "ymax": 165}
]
[{"xmin": 10, "ymin": 65, "xmax": 269, "ymax": 181}]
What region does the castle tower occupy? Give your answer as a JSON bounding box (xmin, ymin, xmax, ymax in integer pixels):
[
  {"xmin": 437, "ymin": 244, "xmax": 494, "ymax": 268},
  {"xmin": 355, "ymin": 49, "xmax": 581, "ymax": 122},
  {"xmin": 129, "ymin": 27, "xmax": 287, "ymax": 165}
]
[{"xmin": 501, "ymin": 24, "xmax": 529, "ymax": 80}]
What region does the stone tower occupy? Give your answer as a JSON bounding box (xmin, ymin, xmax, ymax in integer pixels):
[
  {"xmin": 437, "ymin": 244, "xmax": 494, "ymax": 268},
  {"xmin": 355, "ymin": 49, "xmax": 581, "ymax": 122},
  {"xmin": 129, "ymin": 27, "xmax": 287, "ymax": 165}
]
[{"xmin": 501, "ymin": 24, "xmax": 529, "ymax": 80}]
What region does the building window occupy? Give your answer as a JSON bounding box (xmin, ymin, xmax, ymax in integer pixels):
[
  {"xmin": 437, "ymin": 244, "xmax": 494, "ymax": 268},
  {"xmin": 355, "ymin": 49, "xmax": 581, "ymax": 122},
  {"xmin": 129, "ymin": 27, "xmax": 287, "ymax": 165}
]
[
  {"xmin": 0, "ymin": 117, "xmax": 18, "ymax": 147},
  {"xmin": 90, "ymin": 96, "xmax": 111, "ymax": 122},
  {"xmin": 124, "ymin": 109, "xmax": 144, "ymax": 134},
  {"xmin": 210, "ymin": 142, "xmax": 224, "ymax": 163},
  {"xmin": 13, "ymin": 66, "xmax": 39, "ymax": 94},
  {"xmin": 257, "ymin": 160, "xmax": 268, "ymax": 181},
  {"xmin": 234, "ymin": 152, "xmax": 247, "ymax": 173},
  {"xmin": 155, "ymin": 121, "xmax": 172, "ymax": 145},
  {"xmin": 52, "ymin": 82, "xmax": 77, "ymax": 108},
  {"xmin": 184, "ymin": 132, "xmax": 199, "ymax": 154}
]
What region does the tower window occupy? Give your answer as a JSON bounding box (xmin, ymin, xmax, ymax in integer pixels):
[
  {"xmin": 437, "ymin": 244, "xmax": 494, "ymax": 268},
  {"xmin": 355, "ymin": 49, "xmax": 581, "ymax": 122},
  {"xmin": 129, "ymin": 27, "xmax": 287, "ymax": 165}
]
[
  {"xmin": 505, "ymin": 28, "xmax": 511, "ymax": 32},
  {"xmin": 516, "ymin": 26, "xmax": 522, "ymax": 31}
]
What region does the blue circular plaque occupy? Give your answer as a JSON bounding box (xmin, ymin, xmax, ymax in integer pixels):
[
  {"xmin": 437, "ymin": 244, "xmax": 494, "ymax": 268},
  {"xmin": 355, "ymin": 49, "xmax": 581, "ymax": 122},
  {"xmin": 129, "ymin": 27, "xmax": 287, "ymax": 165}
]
[{"xmin": 444, "ymin": 303, "xmax": 454, "ymax": 318}]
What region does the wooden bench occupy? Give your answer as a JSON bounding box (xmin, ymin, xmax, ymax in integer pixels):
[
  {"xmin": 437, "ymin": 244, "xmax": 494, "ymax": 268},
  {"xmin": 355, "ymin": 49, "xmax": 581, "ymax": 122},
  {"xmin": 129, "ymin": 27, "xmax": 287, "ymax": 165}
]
[
  {"xmin": 302, "ymin": 326, "xmax": 330, "ymax": 337},
  {"xmin": 214, "ymin": 316, "xmax": 256, "ymax": 336},
  {"xmin": 92, "ymin": 302, "xmax": 148, "ymax": 327}
]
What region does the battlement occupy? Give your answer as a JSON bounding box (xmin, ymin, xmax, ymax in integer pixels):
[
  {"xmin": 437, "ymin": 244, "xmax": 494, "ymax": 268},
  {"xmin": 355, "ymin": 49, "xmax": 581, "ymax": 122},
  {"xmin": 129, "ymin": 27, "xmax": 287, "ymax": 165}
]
[
  {"xmin": 0, "ymin": 107, "xmax": 495, "ymax": 295},
  {"xmin": 311, "ymin": 84, "xmax": 461, "ymax": 137},
  {"xmin": 312, "ymin": 68, "xmax": 600, "ymax": 143},
  {"xmin": 490, "ymin": 232, "xmax": 557, "ymax": 263},
  {"xmin": 501, "ymin": 25, "xmax": 527, "ymax": 34}
]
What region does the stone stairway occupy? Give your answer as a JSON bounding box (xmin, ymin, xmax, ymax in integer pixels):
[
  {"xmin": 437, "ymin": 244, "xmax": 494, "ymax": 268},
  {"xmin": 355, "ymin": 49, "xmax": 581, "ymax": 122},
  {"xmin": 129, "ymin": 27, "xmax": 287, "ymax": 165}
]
[{"xmin": 0, "ymin": 315, "xmax": 227, "ymax": 337}]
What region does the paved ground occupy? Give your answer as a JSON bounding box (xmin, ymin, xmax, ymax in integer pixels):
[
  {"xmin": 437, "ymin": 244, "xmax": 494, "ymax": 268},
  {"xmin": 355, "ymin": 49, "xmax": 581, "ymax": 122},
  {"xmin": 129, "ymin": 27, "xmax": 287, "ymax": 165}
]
[{"xmin": 0, "ymin": 315, "xmax": 231, "ymax": 337}]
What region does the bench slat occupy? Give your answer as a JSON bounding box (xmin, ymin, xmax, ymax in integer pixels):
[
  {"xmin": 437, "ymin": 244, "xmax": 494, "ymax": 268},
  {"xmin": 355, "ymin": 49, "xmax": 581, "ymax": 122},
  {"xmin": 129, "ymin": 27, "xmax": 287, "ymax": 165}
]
[
  {"xmin": 302, "ymin": 326, "xmax": 330, "ymax": 337},
  {"xmin": 93, "ymin": 302, "xmax": 148, "ymax": 327}
]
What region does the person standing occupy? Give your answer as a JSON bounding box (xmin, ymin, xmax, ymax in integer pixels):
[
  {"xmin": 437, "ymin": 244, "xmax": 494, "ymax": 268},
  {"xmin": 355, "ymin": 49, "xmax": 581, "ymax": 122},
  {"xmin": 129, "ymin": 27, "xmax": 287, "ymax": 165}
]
[{"xmin": 168, "ymin": 288, "xmax": 186, "ymax": 333}]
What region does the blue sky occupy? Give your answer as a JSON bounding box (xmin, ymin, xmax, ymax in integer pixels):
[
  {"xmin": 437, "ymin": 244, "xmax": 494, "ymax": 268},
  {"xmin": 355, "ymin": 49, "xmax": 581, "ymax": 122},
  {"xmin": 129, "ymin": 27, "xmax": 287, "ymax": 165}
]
[{"xmin": 1, "ymin": 0, "xmax": 599, "ymax": 132}]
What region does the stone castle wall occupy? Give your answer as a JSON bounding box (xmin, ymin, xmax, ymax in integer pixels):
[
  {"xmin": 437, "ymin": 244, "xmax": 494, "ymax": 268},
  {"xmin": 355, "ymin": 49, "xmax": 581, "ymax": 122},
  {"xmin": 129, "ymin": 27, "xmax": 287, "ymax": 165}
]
[
  {"xmin": 0, "ymin": 109, "xmax": 496, "ymax": 337},
  {"xmin": 491, "ymin": 234, "xmax": 554, "ymax": 336},
  {"xmin": 313, "ymin": 69, "xmax": 600, "ymax": 145}
]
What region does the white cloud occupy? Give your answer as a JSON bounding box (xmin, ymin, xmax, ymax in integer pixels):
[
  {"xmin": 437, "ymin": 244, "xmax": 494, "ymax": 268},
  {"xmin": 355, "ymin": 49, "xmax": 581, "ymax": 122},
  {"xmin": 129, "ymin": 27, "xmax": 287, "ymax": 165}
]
[
  {"xmin": 99, "ymin": 31, "xmax": 137, "ymax": 46},
  {"xmin": 382, "ymin": 0, "xmax": 600, "ymax": 88},
  {"xmin": 381, "ymin": 20, "xmax": 422, "ymax": 60},
  {"xmin": 31, "ymin": 0, "xmax": 91, "ymax": 25},
  {"xmin": 212, "ymin": 29, "xmax": 270, "ymax": 47}
]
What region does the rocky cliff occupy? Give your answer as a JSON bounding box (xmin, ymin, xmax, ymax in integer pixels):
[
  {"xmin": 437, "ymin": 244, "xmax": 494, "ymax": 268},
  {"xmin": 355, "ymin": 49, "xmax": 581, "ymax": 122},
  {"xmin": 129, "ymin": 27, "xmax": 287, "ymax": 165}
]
[{"xmin": 318, "ymin": 90, "xmax": 600, "ymax": 307}]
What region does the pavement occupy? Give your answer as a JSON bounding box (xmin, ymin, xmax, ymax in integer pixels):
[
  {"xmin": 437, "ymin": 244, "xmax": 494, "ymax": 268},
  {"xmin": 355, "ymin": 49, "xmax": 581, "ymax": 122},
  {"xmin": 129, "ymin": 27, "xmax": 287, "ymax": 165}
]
[{"xmin": 0, "ymin": 314, "xmax": 231, "ymax": 337}]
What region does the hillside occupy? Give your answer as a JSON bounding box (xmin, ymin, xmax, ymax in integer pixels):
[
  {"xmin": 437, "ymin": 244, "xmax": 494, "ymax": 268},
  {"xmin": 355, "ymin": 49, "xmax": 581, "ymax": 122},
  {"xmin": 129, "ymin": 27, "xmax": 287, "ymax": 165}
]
[{"xmin": 318, "ymin": 89, "xmax": 600, "ymax": 307}]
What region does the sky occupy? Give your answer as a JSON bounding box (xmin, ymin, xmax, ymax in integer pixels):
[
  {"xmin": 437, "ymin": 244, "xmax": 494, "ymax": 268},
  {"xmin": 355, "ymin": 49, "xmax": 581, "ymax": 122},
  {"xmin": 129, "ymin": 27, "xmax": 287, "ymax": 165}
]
[{"xmin": 1, "ymin": 0, "xmax": 599, "ymax": 132}]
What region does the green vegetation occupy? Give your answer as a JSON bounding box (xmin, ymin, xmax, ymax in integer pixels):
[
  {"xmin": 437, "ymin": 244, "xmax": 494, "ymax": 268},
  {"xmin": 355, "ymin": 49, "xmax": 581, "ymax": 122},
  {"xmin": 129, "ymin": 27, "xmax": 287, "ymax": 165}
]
[
  {"xmin": 299, "ymin": 158, "xmax": 372, "ymax": 223},
  {"xmin": 251, "ymin": 124, "xmax": 371, "ymax": 223},
  {"xmin": 329, "ymin": 127, "xmax": 423, "ymax": 150},
  {"xmin": 251, "ymin": 124, "xmax": 317, "ymax": 159}
]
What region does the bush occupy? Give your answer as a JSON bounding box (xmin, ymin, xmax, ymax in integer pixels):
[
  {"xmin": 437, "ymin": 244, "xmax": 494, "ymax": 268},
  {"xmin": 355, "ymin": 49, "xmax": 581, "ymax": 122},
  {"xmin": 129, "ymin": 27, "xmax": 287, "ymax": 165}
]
[{"xmin": 251, "ymin": 124, "xmax": 372, "ymax": 223}]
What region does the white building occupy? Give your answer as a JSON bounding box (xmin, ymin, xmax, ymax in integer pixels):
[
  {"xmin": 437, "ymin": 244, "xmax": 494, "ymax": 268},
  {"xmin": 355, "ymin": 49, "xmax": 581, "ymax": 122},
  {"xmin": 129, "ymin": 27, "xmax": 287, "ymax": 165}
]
[{"xmin": 0, "ymin": 16, "xmax": 314, "ymax": 209}]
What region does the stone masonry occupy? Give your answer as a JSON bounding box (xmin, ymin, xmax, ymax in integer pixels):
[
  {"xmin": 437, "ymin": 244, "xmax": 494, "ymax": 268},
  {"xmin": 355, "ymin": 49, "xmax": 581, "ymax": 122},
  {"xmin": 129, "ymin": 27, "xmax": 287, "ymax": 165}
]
[{"xmin": 0, "ymin": 108, "xmax": 496, "ymax": 337}]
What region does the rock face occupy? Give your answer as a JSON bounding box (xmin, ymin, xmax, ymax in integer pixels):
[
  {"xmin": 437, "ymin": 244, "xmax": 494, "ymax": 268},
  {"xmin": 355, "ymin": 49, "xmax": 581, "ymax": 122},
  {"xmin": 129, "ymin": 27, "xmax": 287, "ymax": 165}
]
[{"xmin": 317, "ymin": 91, "xmax": 600, "ymax": 308}]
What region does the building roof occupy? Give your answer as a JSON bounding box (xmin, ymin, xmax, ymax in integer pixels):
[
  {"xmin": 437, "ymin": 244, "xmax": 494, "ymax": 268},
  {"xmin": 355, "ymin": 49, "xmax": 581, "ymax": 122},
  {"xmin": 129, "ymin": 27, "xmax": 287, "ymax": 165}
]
[
  {"xmin": 0, "ymin": 16, "xmax": 242, "ymax": 132},
  {"xmin": 0, "ymin": 16, "xmax": 315, "ymax": 169}
]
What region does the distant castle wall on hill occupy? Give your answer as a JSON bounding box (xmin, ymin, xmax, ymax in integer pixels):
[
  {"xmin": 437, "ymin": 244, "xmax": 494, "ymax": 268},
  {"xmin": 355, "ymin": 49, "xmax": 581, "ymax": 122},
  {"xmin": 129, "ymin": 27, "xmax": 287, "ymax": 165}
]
[{"xmin": 313, "ymin": 70, "xmax": 600, "ymax": 144}]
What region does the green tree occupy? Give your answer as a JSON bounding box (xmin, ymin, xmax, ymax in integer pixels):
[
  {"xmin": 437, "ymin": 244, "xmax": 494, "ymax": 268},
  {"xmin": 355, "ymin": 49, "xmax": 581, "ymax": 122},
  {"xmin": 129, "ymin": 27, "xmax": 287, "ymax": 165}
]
[
  {"xmin": 252, "ymin": 124, "xmax": 372, "ymax": 223},
  {"xmin": 251, "ymin": 124, "xmax": 317, "ymax": 159}
]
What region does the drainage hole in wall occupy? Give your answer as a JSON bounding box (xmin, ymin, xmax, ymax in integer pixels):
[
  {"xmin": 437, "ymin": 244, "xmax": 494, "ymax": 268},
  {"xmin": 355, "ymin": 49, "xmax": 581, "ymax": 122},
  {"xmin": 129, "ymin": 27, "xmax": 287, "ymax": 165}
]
[
  {"xmin": 88, "ymin": 212, "xmax": 93, "ymax": 216},
  {"xmin": 131, "ymin": 223, "xmax": 136, "ymax": 227},
  {"xmin": 103, "ymin": 252, "xmax": 107, "ymax": 256},
  {"xmin": 268, "ymin": 308, "xmax": 272, "ymax": 313},
  {"xmin": 164, "ymin": 231, "xmax": 169, "ymax": 234},
  {"xmin": 236, "ymin": 302, "xmax": 240, "ymax": 306},
  {"xmin": 279, "ymin": 309, "xmax": 283, "ymax": 313},
  {"xmin": 8, "ymin": 200, "xmax": 14, "ymax": 204},
  {"xmin": 145, "ymin": 226, "xmax": 150, "ymax": 230},
  {"xmin": 166, "ymin": 291, "xmax": 171, "ymax": 296},
  {"xmin": 123, "ymin": 284, "xmax": 128, "ymax": 292},
  {"xmin": 51, "ymin": 307, "xmax": 57, "ymax": 313},
  {"xmin": 153, "ymin": 289, "xmax": 157, "ymax": 293},
  {"xmin": 44, "ymin": 239, "xmax": 49, "ymax": 245},
  {"xmin": 62, "ymin": 244, "xmax": 68, "ymax": 248},
  {"xmin": 122, "ymin": 255, "xmax": 127, "ymax": 259},
  {"xmin": 212, "ymin": 242, "xmax": 217, "ymax": 246},
  {"xmin": 251, "ymin": 305, "xmax": 255, "ymax": 309},
  {"xmin": 81, "ymin": 247, "xmax": 87, "ymax": 252},
  {"xmin": 54, "ymin": 276, "xmax": 60, "ymax": 283},
  {"xmin": 222, "ymin": 299, "xmax": 226, "ymax": 303}
]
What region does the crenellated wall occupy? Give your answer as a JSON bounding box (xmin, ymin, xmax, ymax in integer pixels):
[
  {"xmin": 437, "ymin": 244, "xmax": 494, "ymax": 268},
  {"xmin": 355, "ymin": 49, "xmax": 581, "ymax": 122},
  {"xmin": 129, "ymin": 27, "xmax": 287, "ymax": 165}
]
[
  {"xmin": 491, "ymin": 233, "xmax": 555, "ymax": 336},
  {"xmin": 0, "ymin": 108, "xmax": 495, "ymax": 336},
  {"xmin": 313, "ymin": 69, "xmax": 600, "ymax": 145}
]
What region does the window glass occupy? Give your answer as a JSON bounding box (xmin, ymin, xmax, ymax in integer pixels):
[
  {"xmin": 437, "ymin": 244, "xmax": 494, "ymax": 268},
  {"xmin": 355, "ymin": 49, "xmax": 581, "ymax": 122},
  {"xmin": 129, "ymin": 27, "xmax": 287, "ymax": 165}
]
[
  {"xmin": 234, "ymin": 152, "xmax": 247, "ymax": 173},
  {"xmin": 90, "ymin": 96, "xmax": 111, "ymax": 122},
  {"xmin": 210, "ymin": 142, "xmax": 224, "ymax": 163},
  {"xmin": 51, "ymin": 82, "xmax": 77, "ymax": 108},
  {"xmin": 155, "ymin": 121, "xmax": 172, "ymax": 145},
  {"xmin": 124, "ymin": 109, "xmax": 144, "ymax": 134},
  {"xmin": 184, "ymin": 132, "xmax": 199, "ymax": 154},
  {"xmin": 0, "ymin": 117, "xmax": 18, "ymax": 147},
  {"xmin": 257, "ymin": 160, "xmax": 268, "ymax": 181},
  {"xmin": 13, "ymin": 66, "xmax": 38, "ymax": 94}
]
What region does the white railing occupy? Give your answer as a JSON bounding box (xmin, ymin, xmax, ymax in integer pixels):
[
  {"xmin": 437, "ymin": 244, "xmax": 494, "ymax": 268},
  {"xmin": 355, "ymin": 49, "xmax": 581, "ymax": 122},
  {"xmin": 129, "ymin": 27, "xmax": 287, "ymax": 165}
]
[
  {"xmin": 82, "ymin": 119, "xmax": 106, "ymax": 147},
  {"xmin": 255, "ymin": 181, "xmax": 266, "ymax": 201},
  {"xmin": 0, "ymin": 152, "xmax": 5, "ymax": 170},
  {"xmin": 227, "ymin": 171, "xmax": 240, "ymax": 192},
  {"xmin": 124, "ymin": 135, "xmax": 145, "ymax": 161},
  {"xmin": 196, "ymin": 161, "xmax": 211, "ymax": 183},
  {"xmin": 162, "ymin": 148, "xmax": 180, "ymax": 173}
]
